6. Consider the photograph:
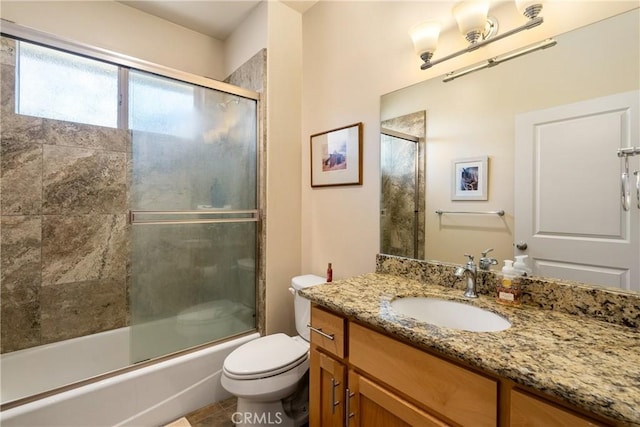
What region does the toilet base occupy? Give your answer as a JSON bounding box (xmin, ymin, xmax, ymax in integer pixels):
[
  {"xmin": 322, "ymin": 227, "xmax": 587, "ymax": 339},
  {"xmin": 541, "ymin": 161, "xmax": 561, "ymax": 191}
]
[{"xmin": 233, "ymin": 397, "xmax": 307, "ymax": 427}]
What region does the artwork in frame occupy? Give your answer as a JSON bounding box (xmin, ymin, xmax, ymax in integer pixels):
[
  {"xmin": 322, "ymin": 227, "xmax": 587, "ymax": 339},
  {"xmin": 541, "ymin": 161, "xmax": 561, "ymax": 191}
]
[
  {"xmin": 451, "ymin": 156, "xmax": 488, "ymax": 200},
  {"xmin": 310, "ymin": 122, "xmax": 363, "ymax": 187}
]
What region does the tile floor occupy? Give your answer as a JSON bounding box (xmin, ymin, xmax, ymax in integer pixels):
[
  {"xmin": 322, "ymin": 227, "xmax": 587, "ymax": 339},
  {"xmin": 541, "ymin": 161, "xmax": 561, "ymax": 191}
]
[
  {"xmin": 186, "ymin": 397, "xmax": 237, "ymax": 427},
  {"xmin": 165, "ymin": 397, "xmax": 236, "ymax": 427},
  {"xmin": 165, "ymin": 397, "xmax": 310, "ymax": 427}
]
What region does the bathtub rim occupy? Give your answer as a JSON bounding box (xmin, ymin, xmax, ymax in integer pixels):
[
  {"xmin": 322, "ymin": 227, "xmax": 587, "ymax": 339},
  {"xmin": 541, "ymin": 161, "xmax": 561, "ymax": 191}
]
[{"xmin": 0, "ymin": 329, "xmax": 259, "ymax": 412}]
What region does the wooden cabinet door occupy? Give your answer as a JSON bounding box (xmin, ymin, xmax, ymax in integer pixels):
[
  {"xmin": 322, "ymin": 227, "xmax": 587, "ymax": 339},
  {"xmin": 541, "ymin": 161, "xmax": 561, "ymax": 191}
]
[
  {"xmin": 510, "ymin": 389, "xmax": 608, "ymax": 427},
  {"xmin": 347, "ymin": 371, "xmax": 450, "ymax": 427},
  {"xmin": 310, "ymin": 348, "xmax": 346, "ymax": 427}
]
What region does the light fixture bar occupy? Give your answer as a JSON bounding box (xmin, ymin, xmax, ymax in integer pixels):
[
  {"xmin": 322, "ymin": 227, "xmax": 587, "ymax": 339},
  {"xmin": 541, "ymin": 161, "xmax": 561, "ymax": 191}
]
[
  {"xmin": 443, "ymin": 38, "xmax": 556, "ymax": 82},
  {"xmin": 421, "ymin": 16, "xmax": 543, "ymax": 70}
]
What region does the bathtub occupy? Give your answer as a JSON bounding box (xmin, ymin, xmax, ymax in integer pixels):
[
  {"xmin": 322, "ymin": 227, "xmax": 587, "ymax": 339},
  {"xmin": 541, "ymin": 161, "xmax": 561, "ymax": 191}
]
[{"xmin": 0, "ymin": 327, "xmax": 259, "ymax": 426}]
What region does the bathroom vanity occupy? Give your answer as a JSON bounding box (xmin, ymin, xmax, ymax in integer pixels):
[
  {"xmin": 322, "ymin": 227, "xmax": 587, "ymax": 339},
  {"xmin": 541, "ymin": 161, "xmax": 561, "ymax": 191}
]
[{"xmin": 302, "ymin": 260, "xmax": 640, "ymax": 426}]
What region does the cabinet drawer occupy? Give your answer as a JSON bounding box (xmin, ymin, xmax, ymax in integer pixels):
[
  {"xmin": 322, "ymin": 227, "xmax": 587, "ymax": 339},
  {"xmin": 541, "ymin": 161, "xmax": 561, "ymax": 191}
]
[
  {"xmin": 510, "ymin": 389, "xmax": 608, "ymax": 426},
  {"xmin": 349, "ymin": 322, "xmax": 497, "ymax": 427},
  {"xmin": 310, "ymin": 305, "xmax": 346, "ymax": 359}
]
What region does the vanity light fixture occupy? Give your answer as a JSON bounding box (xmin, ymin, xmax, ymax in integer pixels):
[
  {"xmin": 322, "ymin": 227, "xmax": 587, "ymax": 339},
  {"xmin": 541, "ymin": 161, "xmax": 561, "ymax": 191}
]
[{"xmin": 410, "ymin": 0, "xmax": 545, "ymax": 70}]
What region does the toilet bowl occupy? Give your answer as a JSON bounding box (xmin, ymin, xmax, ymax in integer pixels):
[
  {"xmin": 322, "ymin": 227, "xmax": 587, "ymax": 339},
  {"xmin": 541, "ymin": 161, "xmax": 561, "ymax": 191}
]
[
  {"xmin": 176, "ymin": 299, "xmax": 254, "ymax": 347},
  {"xmin": 221, "ymin": 274, "xmax": 326, "ymax": 427},
  {"xmin": 221, "ymin": 334, "xmax": 309, "ymax": 401}
]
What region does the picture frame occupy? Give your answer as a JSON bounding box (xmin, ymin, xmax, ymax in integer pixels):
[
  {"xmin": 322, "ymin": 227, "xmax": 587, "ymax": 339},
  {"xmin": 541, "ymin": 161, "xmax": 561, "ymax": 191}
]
[
  {"xmin": 310, "ymin": 122, "xmax": 363, "ymax": 187},
  {"xmin": 451, "ymin": 156, "xmax": 488, "ymax": 200}
]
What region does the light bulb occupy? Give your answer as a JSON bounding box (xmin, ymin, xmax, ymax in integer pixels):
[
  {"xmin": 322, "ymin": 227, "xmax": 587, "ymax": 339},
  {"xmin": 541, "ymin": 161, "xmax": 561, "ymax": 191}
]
[
  {"xmin": 409, "ymin": 21, "xmax": 441, "ymax": 59},
  {"xmin": 453, "ymin": 1, "xmax": 490, "ymax": 43},
  {"xmin": 515, "ymin": 0, "xmax": 544, "ymax": 19}
]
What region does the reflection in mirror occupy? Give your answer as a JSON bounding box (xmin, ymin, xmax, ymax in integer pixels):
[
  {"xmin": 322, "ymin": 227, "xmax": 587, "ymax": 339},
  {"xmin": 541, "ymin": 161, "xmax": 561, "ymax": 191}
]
[
  {"xmin": 380, "ymin": 112, "xmax": 426, "ymax": 259},
  {"xmin": 380, "ymin": 9, "xmax": 640, "ymax": 291}
]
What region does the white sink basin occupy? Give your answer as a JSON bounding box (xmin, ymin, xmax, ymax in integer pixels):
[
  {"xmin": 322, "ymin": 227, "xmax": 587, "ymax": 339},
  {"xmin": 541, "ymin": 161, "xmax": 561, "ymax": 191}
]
[{"xmin": 390, "ymin": 297, "xmax": 511, "ymax": 332}]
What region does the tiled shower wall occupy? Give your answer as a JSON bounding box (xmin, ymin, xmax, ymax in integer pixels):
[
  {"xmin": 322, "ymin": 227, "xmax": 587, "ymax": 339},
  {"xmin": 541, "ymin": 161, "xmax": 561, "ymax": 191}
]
[
  {"xmin": 0, "ymin": 37, "xmax": 130, "ymax": 353},
  {"xmin": 380, "ymin": 111, "xmax": 426, "ymax": 260}
]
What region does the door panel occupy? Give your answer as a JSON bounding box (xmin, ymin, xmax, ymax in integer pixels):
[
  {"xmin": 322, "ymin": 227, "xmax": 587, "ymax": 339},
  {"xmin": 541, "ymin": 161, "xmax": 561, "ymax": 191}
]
[
  {"xmin": 129, "ymin": 70, "xmax": 259, "ymax": 361},
  {"xmin": 535, "ymin": 260, "xmax": 628, "ymax": 289},
  {"xmin": 515, "ymin": 91, "xmax": 639, "ymax": 290}
]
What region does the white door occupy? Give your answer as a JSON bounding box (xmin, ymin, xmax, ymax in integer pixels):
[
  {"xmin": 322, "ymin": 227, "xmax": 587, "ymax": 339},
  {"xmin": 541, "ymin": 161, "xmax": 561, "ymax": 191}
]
[{"xmin": 515, "ymin": 91, "xmax": 639, "ymax": 290}]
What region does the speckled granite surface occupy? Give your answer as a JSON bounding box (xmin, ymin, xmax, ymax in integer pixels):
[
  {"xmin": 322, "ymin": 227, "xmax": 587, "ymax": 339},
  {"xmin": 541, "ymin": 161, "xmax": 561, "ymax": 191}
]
[
  {"xmin": 300, "ymin": 272, "xmax": 640, "ymax": 425},
  {"xmin": 377, "ymin": 254, "xmax": 640, "ymax": 328}
]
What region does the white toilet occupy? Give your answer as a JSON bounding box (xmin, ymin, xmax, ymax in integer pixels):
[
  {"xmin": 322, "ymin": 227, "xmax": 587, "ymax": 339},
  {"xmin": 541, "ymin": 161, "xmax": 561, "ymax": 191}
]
[{"xmin": 221, "ymin": 274, "xmax": 325, "ymax": 427}]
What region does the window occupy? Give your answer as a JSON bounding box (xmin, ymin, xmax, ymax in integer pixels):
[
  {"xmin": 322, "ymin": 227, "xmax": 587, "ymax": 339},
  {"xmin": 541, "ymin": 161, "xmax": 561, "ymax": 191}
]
[
  {"xmin": 17, "ymin": 41, "xmax": 119, "ymax": 128},
  {"xmin": 128, "ymin": 70, "xmax": 195, "ymax": 138},
  {"xmin": 16, "ymin": 42, "xmax": 198, "ymax": 137}
]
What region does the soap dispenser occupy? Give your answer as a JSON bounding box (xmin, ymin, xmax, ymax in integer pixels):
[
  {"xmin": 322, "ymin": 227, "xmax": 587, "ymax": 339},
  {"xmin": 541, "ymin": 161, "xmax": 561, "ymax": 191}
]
[
  {"xmin": 496, "ymin": 260, "xmax": 522, "ymax": 307},
  {"xmin": 513, "ymin": 255, "xmax": 532, "ymax": 276}
]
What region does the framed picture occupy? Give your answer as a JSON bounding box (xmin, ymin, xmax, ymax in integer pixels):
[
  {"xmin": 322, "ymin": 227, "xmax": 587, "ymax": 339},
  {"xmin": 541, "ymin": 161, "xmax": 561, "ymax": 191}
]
[
  {"xmin": 451, "ymin": 156, "xmax": 488, "ymax": 200},
  {"xmin": 310, "ymin": 122, "xmax": 363, "ymax": 187}
]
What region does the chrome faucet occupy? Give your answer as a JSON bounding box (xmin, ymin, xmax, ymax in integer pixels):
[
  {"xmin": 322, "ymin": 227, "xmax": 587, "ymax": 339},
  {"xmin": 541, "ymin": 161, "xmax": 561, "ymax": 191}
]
[
  {"xmin": 455, "ymin": 254, "xmax": 478, "ymax": 298},
  {"xmin": 479, "ymin": 248, "xmax": 498, "ymax": 271}
]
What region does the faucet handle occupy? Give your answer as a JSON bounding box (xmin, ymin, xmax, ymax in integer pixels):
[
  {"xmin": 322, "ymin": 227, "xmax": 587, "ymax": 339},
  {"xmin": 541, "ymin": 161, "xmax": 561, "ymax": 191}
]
[
  {"xmin": 479, "ymin": 248, "xmax": 498, "ymax": 271},
  {"xmin": 464, "ymin": 253, "xmax": 475, "ymax": 263},
  {"xmin": 481, "ymin": 248, "xmax": 494, "ymax": 257}
]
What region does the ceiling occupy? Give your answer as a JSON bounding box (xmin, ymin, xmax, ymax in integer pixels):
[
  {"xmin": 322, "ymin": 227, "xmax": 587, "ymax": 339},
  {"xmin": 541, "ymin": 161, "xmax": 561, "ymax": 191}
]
[{"xmin": 119, "ymin": 1, "xmax": 318, "ymax": 41}]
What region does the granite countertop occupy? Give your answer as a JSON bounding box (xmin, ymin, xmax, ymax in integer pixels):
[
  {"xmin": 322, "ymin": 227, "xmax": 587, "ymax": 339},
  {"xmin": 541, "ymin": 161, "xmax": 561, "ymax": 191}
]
[{"xmin": 299, "ymin": 272, "xmax": 640, "ymax": 426}]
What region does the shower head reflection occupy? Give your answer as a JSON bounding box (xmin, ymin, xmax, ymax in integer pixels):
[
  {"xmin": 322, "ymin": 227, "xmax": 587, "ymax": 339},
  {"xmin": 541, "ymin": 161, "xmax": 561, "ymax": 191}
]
[{"xmin": 217, "ymin": 98, "xmax": 240, "ymax": 111}]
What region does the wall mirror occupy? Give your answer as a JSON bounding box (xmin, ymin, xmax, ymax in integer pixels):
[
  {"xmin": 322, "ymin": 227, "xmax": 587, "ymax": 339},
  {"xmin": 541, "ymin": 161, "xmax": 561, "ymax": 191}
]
[{"xmin": 380, "ymin": 8, "xmax": 640, "ymax": 291}]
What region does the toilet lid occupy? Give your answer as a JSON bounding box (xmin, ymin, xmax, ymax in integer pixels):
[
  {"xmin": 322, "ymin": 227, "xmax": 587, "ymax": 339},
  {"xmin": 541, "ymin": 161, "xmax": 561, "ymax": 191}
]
[{"xmin": 224, "ymin": 334, "xmax": 308, "ymax": 378}]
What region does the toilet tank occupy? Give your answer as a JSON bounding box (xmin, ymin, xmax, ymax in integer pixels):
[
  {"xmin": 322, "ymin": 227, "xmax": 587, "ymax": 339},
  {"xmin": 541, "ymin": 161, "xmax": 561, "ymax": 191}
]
[{"xmin": 290, "ymin": 274, "xmax": 326, "ymax": 341}]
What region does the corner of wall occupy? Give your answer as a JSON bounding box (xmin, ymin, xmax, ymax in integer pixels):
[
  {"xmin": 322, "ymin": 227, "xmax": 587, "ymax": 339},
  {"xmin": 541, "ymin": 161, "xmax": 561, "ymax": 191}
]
[
  {"xmin": 223, "ymin": 1, "xmax": 268, "ymax": 80},
  {"xmin": 264, "ymin": 0, "xmax": 303, "ymax": 336}
]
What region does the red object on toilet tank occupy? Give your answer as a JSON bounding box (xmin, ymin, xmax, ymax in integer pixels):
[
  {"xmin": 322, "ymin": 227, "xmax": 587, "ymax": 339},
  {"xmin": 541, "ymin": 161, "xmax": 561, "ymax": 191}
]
[{"xmin": 326, "ymin": 263, "xmax": 333, "ymax": 282}]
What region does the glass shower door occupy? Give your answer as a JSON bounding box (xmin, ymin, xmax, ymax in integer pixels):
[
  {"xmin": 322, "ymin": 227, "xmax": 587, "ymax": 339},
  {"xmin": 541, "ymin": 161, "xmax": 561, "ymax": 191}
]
[
  {"xmin": 380, "ymin": 130, "xmax": 420, "ymax": 259},
  {"xmin": 128, "ymin": 71, "xmax": 257, "ymax": 362}
]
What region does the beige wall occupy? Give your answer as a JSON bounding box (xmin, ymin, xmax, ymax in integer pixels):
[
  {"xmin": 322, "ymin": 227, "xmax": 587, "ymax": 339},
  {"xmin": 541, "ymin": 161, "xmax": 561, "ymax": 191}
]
[
  {"xmin": 0, "ymin": 1, "xmax": 226, "ymax": 79},
  {"xmin": 264, "ymin": 1, "xmax": 303, "ymax": 335},
  {"xmin": 300, "ymin": 1, "xmax": 638, "ymax": 278},
  {"xmin": 225, "ymin": 1, "xmax": 268, "ymax": 78}
]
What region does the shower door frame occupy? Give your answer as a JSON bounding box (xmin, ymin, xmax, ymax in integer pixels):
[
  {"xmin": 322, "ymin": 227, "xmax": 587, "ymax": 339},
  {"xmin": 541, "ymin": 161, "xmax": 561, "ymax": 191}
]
[{"xmin": 0, "ymin": 21, "xmax": 264, "ymax": 410}]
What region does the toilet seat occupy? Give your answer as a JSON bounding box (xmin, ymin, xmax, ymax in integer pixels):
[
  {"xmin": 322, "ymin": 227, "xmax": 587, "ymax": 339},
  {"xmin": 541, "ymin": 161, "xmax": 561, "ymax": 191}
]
[{"xmin": 223, "ymin": 334, "xmax": 309, "ymax": 380}]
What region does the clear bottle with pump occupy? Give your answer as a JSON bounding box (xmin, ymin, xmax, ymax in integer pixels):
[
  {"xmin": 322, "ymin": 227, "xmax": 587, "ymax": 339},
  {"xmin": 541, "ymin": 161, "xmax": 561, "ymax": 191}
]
[
  {"xmin": 513, "ymin": 255, "xmax": 532, "ymax": 276},
  {"xmin": 496, "ymin": 260, "xmax": 522, "ymax": 306}
]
